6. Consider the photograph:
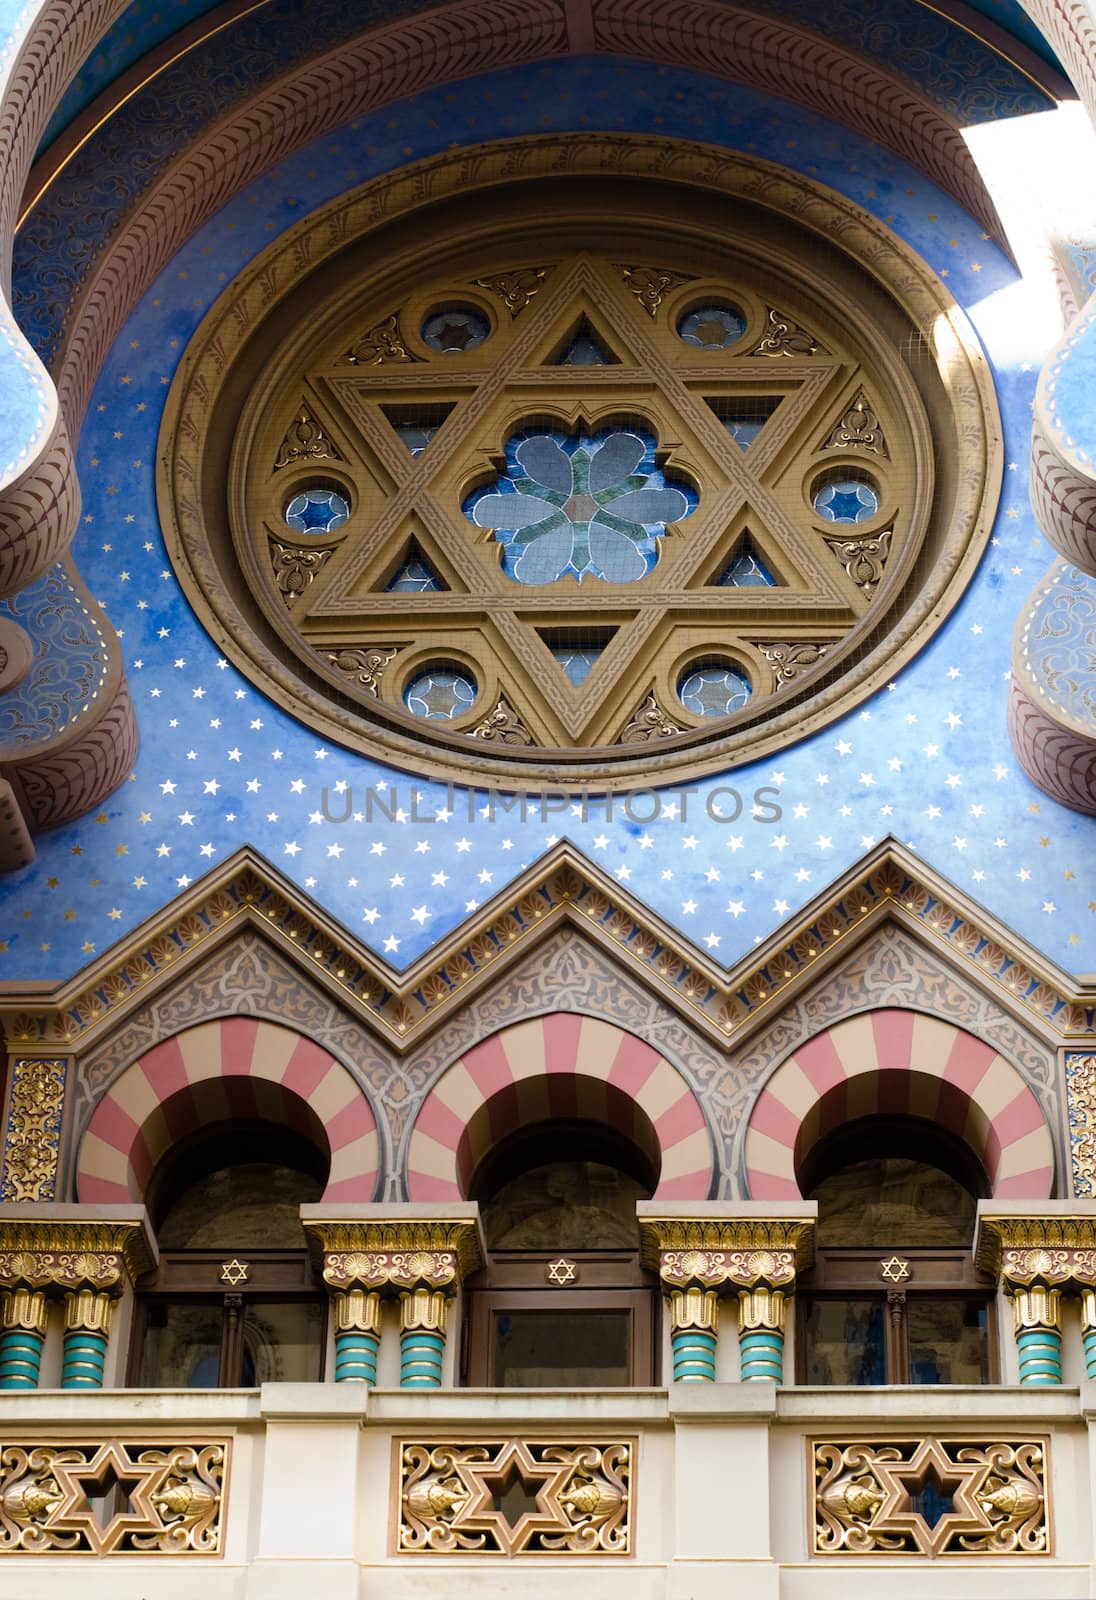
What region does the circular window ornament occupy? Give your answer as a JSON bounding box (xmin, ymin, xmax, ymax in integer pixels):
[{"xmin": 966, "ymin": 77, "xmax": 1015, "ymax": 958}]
[
  {"xmin": 284, "ymin": 486, "xmax": 350, "ymax": 535},
  {"xmin": 159, "ymin": 135, "xmax": 1000, "ymax": 789},
  {"xmin": 677, "ymin": 301, "xmax": 746, "ymax": 349},
  {"xmin": 679, "ymin": 660, "xmax": 752, "ymax": 717},
  {"xmin": 812, "ymin": 470, "xmax": 880, "ymax": 524},
  {"xmin": 421, "ymin": 305, "xmax": 490, "ymax": 353},
  {"xmin": 405, "ymin": 664, "xmax": 478, "ymax": 720}
]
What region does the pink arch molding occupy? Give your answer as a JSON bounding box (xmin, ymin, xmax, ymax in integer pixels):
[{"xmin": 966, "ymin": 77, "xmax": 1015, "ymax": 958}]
[
  {"xmin": 406, "ymin": 1012, "xmax": 714, "ymax": 1201},
  {"xmin": 77, "ymin": 1017, "xmax": 378, "ymax": 1203},
  {"xmin": 744, "ymin": 1008, "xmax": 1054, "ymax": 1201}
]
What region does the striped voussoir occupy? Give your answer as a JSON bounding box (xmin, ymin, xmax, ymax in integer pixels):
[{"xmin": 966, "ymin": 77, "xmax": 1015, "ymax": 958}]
[
  {"xmin": 744, "ymin": 1008, "xmax": 1054, "ymax": 1201},
  {"xmin": 76, "ymin": 1017, "xmax": 378, "ymax": 1203},
  {"xmin": 406, "ymin": 1012, "xmax": 714, "ymax": 1201}
]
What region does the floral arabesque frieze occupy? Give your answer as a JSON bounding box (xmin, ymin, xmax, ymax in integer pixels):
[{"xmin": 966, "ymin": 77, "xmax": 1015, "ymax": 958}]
[
  {"xmin": 813, "ymin": 1437, "xmax": 1049, "ymax": 1558},
  {"xmin": 398, "ymin": 1439, "xmax": 633, "ymax": 1556},
  {"xmin": 0, "ymin": 1439, "xmax": 228, "ymax": 1555}
]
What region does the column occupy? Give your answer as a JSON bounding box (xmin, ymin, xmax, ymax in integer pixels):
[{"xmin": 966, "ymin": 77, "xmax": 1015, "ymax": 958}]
[
  {"xmin": 975, "ymin": 1203, "xmax": 1096, "ymax": 1386},
  {"xmin": 1082, "ymin": 1287, "xmax": 1096, "ymax": 1380},
  {"xmin": 61, "ymin": 1289, "xmax": 115, "ymax": 1389},
  {"xmin": 638, "ymin": 1202, "xmax": 816, "ymax": 1385},
  {"xmin": 399, "ymin": 1287, "xmax": 448, "ymax": 1388},
  {"xmin": 737, "ymin": 1287, "xmax": 786, "ymax": 1383},
  {"xmin": 1011, "ymin": 1286, "xmax": 1062, "ymax": 1386},
  {"xmin": 0, "ymin": 1207, "xmax": 156, "ymax": 1390},
  {"xmin": 668, "ymin": 1286, "xmax": 719, "ymax": 1382},
  {"xmin": 302, "ymin": 1203, "xmax": 484, "ymax": 1387},
  {"xmin": 332, "ymin": 1288, "xmax": 381, "ymax": 1384},
  {"xmin": 0, "ymin": 1286, "xmax": 48, "ymax": 1388}
]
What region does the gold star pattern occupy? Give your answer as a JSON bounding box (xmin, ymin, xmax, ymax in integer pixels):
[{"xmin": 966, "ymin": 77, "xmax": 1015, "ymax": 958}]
[
  {"xmin": 880, "ymin": 1255, "xmax": 910, "ymax": 1283},
  {"xmin": 547, "ymin": 1258, "xmax": 577, "ymax": 1285},
  {"xmin": 870, "ymin": 1438, "xmax": 998, "ymax": 1556},
  {"xmin": 454, "ymin": 1440, "xmax": 576, "ymax": 1554},
  {"xmin": 220, "ymin": 1258, "xmax": 249, "ymax": 1285},
  {"xmin": 49, "ymin": 1440, "xmax": 169, "ymax": 1556}
]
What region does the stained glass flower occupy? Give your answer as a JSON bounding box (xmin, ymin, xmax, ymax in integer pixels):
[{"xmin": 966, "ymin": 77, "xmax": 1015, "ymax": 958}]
[{"xmin": 467, "ymin": 429, "xmax": 696, "ymax": 584}]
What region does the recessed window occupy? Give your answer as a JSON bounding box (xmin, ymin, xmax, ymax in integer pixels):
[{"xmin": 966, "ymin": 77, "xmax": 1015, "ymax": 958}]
[
  {"xmin": 811, "ymin": 469, "xmax": 880, "ymax": 524},
  {"xmin": 677, "ymin": 301, "xmax": 746, "ymax": 349},
  {"xmin": 798, "ymin": 1118, "xmax": 995, "ymax": 1387},
  {"xmin": 678, "ymin": 659, "xmax": 752, "ymax": 717},
  {"xmin": 404, "ymin": 663, "xmax": 478, "ymax": 720},
  {"xmin": 421, "ymin": 305, "xmax": 490, "ymax": 353}
]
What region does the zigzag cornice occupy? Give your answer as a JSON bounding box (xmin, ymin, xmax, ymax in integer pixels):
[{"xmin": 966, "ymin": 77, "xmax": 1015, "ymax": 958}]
[{"xmin": 0, "ymin": 838, "xmax": 1091, "ymax": 1054}]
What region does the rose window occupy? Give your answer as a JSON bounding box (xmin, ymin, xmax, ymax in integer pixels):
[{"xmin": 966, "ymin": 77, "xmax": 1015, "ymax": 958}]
[{"xmin": 161, "ymin": 137, "xmax": 999, "ymax": 786}]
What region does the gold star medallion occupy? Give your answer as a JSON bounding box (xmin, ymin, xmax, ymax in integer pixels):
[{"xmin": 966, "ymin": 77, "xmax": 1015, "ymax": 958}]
[
  {"xmin": 220, "ymin": 1258, "xmax": 249, "ymax": 1286},
  {"xmin": 880, "ymin": 1255, "xmax": 911, "ymax": 1283},
  {"xmin": 547, "ymin": 1258, "xmax": 577, "ymax": 1285}
]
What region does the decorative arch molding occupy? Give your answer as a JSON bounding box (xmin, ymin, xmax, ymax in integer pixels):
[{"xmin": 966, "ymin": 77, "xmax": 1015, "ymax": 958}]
[
  {"xmin": 744, "ymin": 1008, "xmax": 1056, "ymax": 1201},
  {"xmin": 406, "ymin": 1012, "xmax": 715, "ymax": 1201},
  {"xmin": 76, "ymin": 1014, "xmax": 379, "ymax": 1205}
]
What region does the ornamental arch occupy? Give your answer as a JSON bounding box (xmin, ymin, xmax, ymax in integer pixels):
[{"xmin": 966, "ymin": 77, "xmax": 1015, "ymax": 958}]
[
  {"xmin": 76, "ymin": 1016, "xmax": 380, "ymax": 1206},
  {"xmin": 743, "ymin": 1008, "xmax": 1056, "ymax": 1202},
  {"xmin": 405, "ymin": 1012, "xmax": 715, "ymax": 1202}
]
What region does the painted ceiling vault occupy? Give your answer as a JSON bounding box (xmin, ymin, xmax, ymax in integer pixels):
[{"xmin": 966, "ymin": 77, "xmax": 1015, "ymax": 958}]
[{"xmin": 1, "ymin": 0, "xmax": 1095, "ymax": 995}]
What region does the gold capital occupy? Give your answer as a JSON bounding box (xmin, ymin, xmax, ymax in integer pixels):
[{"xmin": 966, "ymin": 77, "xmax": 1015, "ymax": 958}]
[
  {"xmin": 400, "ymin": 1288, "xmax": 449, "ymax": 1335},
  {"xmin": 738, "ymin": 1287, "xmax": 786, "ymax": 1334},
  {"xmin": 669, "ymin": 1286, "xmax": 719, "ymax": 1334},
  {"xmin": 63, "ymin": 1290, "xmax": 115, "ymax": 1337},
  {"xmin": 0, "ymin": 1286, "xmax": 47, "ymax": 1336},
  {"xmin": 1011, "ymin": 1286, "xmax": 1061, "ymax": 1333},
  {"xmin": 334, "ymin": 1288, "xmax": 382, "ymax": 1335}
]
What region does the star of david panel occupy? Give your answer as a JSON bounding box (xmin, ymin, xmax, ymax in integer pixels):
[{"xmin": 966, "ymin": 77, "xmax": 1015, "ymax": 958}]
[{"xmin": 162, "ymin": 139, "xmax": 996, "ymax": 786}]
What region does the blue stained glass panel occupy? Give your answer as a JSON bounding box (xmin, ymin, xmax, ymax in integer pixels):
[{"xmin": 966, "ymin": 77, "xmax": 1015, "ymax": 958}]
[
  {"xmin": 813, "ymin": 474, "xmax": 879, "ymax": 523},
  {"xmin": 386, "ymin": 557, "xmax": 442, "ymax": 593},
  {"xmin": 552, "ymin": 647, "xmax": 603, "ymax": 687},
  {"xmin": 404, "ymin": 667, "xmax": 477, "ymax": 719},
  {"xmin": 718, "ymin": 545, "xmax": 777, "ymax": 587},
  {"xmin": 466, "ymin": 426, "xmax": 697, "ymax": 585},
  {"xmin": 556, "ymin": 323, "xmax": 612, "ymax": 366},
  {"xmin": 284, "ymin": 487, "xmax": 349, "ymax": 535},
  {"xmin": 678, "ymin": 303, "xmax": 746, "ymax": 350},
  {"xmin": 678, "ymin": 662, "xmax": 752, "ymax": 717}
]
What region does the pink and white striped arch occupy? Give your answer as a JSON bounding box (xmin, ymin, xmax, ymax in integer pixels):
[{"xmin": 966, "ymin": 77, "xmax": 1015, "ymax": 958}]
[
  {"xmin": 406, "ymin": 1013, "xmax": 714, "ymax": 1201},
  {"xmin": 77, "ymin": 1017, "xmax": 379, "ymax": 1204},
  {"xmin": 744, "ymin": 1008, "xmax": 1054, "ymax": 1200}
]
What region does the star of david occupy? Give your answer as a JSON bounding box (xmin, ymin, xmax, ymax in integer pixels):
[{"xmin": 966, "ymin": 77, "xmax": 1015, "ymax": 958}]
[
  {"xmin": 452, "ymin": 1440, "xmax": 575, "ymax": 1554},
  {"xmin": 48, "ymin": 1440, "xmax": 174, "ymax": 1555},
  {"xmin": 432, "ymin": 318, "xmax": 478, "ymax": 351},
  {"xmin": 870, "ymin": 1438, "xmax": 997, "ymax": 1557},
  {"xmin": 290, "ymin": 253, "xmax": 878, "ymax": 748},
  {"xmin": 547, "ymin": 1257, "xmax": 577, "ymax": 1285},
  {"xmin": 220, "ymin": 1257, "xmax": 249, "ymax": 1285},
  {"xmin": 880, "ymin": 1255, "xmax": 911, "ymax": 1283}
]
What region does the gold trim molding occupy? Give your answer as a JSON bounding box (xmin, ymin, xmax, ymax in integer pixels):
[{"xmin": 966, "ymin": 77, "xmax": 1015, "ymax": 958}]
[
  {"xmin": 305, "ymin": 1217, "xmax": 484, "ymax": 1289},
  {"xmin": 0, "ymin": 839, "xmax": 1091, "ymax": 1054},
  {"xmin": 0, "ymin": 1218, "xmax": 155, "ymax": 1287}
]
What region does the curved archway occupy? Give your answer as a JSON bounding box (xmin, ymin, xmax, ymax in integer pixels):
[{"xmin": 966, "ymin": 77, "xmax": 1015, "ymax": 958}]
[
  {"xmin": 406, "ymin": 1012, "xmax": 713, "ymax": 1201},
  {"xmin": 76, "ymin": 1016, "xmax": 378, "ymax": 1203},
  {"xmin": 744, "ymin": 1008, "xmax": 1054, "ymax": 1201}
]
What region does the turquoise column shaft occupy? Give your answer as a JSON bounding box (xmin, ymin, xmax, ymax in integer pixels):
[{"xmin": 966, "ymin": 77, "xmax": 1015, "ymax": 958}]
[
  {"xmin": 400, "ymin": 1329, "xmax": 444, "ymax": 1388},
  {"xmin": 1084, "ymin": 1327, "xmax": 1096, "ymax": 1381},
  {"xmin": 1016, "ymin": 1325, "xmax": 1062, "ymax": 1386},
  {"xmin": 739, "ymin": 1327, "xmax": 784, "ymax": 1383},
  {"xmin": 671, "ymin": 1326, "xmax": 716, "ymax": 1382},
  {"xmin": 335, "ymin": 1328, "xmax": 379, "ymax": 1384},
  {"xmin": 61, "ymin": 1328, "xmax": 107, "ymax": 1389},
  {"xmin": 0, "ymin": 1326, "xmax": 45, "ymax": 1389}
]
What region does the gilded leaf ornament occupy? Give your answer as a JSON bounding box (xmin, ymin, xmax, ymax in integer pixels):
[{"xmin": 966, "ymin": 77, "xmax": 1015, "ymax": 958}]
[
  {"xmin": 268, "ymin": 540, "xmax": 335, "ymax": 606},
  {"xmin": 823, "ymin": 528, "xmax": 893, "ymax": 596},
  {"xmin": 614, "ymin": 263, "xmax": 693, "ymax": 316},
  {"xmin": 822, "ymin": 390, "xmax": 890, "ymax": 457},
  {"xmin": 273, "ymin": 405, "xmax": 344, "ymax": 469},
  {"xmin": 618, "ymin": 692, "xmax": 683, "ymax": 743},
  {"xmin": 0, "ymin": 1059, "xmax": 65, "ymax": 1202},
  {"xmin": 340, "ymin": 312, "xmax": 419, "ymax": 365},
  {"xmin": 473, "ymin": 268, "xmax": 550, "ymax": 316},
  {"xmin": 752, "ymin": 305, "xmax": 825, "ymax": 356},
  {"xmin": 324, "ymin": 645, "xmax": 398, "ymax": 696}
]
